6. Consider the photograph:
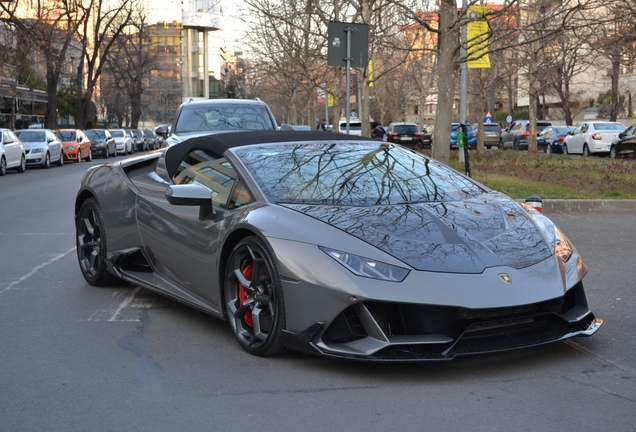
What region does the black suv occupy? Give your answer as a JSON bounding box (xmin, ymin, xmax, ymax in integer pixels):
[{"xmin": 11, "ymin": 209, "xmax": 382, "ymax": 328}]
[
  {"xmin": 386, "ymin": 122, "xmax": 423, "ymax": 147},
  {"xmin": 158, "ymin": 98, "xmax": 291, "ymax": 147}
]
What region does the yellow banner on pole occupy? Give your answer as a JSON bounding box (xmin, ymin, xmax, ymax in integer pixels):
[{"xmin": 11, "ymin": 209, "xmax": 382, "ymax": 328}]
[
  {"xmin": 328, "ymin": 92, "xmax": 334, "ymax": 107},
  {"xmin": 467, "ymin": 6, "xmax": 490, "ymax": 69},
  {"xmin": 368, "ymin": 59, "xmax": 374, "ymax": 87}
]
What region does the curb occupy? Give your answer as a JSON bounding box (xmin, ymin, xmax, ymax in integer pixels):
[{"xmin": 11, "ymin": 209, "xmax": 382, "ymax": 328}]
[{"xmin": 539, "ymin": 199, "xmax": 636, "ymax": 215}]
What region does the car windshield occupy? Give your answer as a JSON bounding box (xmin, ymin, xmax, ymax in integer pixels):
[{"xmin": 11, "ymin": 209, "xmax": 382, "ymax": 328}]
[
  {"xmin": 85, "ymin": 130, "xmax": 105, "ymax": 139},
  {"xmin": 110, "ymin": 130, "xmax": 124, "ymax": 137},
  {"xmin": 133, "ymin": 130, "xmax": 143, "ymax": 138},
  {"xmin": 593, "ymin": 123, "xmax": 626, "ymax": 131},
  {"xmin": 144, "ymin": 131, "xmax": 153, "ymax": 137},
  {"xmin": 394, "ymin": 125, "xmax": 420, "ymax": 133},
  {"xmin": 16, "ymin": 131, "xmax": 46, "ymax": 142},
  {"xmin": 536, "ymin": 124, "xmax": 550, "ymax": 133},
  {"xmin": 236, "ymin": 142, "xmax": 486, "ymax": 206},
  {"xmin": 175, "ymin": 104, "xmax": 275, "ymax": 133},
  {"xmin": 56, "ymin": 131, "xmax": 76, "ymax": 141}
]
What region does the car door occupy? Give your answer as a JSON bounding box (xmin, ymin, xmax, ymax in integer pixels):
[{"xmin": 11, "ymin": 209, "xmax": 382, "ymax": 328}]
[
  {"xmin": 501, "ymin": 122, "xmax": 514, "ymax": 145},
  {"xmin": 3, "ymin": 130, "xmax": 21, "ymax": 167},
  {"xmin": 537, "ymin": 127, "xmax": 551, "ymax": 150},
  {"xmin": 46, "ymin": 130, "xmax": 63, "ymax": 161},
  {"xmin": 135, "ymin": 148, "xmax": 244, "ymax": 306},
  {"xmin": 566, "ymin": 124, "xmax": 582, "ymax": 153}
]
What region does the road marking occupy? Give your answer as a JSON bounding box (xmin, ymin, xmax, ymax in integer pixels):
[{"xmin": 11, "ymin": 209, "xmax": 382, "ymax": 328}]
[
  {"xmin": 0, "ymin": 247, "xmax": 76, "ymax": 295},
  {"xmin": 88, "ymin": 286, "xmax": 156, "ymax": 322}
]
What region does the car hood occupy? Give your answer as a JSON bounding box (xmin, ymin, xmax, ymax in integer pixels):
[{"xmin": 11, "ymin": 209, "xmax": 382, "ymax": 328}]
[
  {"xmin": 23, "ymin": 142, "xmax": 47, "ymax": 149},
  {"xmin": 282, "ymin": 193, "xmax": 553, "ymax": 273}
]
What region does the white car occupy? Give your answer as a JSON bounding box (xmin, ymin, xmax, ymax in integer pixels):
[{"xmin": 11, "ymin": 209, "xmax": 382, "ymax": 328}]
[
  {"xmin": 109, "ymin": 129, "xmax": 134, "ymax": 155},
  {"xmin": 0, "ymin": 128, "xmax": 26, "ymax": 176},
  {"xmin": 563, "ymin": 121, "xmax": 626, "ymax": 156},
  {"xmin": 14, "ymin": 129, "xmax": 64, "ymax": 168}
]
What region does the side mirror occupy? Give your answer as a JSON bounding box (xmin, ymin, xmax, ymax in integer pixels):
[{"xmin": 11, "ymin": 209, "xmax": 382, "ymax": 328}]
[
  {"xmin": 279, "ymin": 123, "xmax": 295, "ymax": 131},
  {"xmin": 618, "ymin": 132, "xmax": 625, "ymax": 139},
  {"xmin": 165, "ymin": 184, "xmax": 214, "ymax": 220},
  {"xmin": 155, "ymin": 125, "xmax": 169, "ymax": 137}
]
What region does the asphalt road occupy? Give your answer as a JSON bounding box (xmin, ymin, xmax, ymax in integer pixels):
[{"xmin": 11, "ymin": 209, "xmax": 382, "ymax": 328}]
[{"xmin": 1, "ymin": 157, "xmax": 634, "ymax": 432}]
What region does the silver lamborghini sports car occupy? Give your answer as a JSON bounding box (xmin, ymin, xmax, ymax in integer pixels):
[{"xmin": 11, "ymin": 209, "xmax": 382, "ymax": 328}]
[{"xmin": 74, "ymin": 131, "xmax": 602, "ymax": 361}]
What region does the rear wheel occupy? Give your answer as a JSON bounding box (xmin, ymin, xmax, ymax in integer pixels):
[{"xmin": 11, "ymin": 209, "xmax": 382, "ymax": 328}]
[
  {"xmin": 563, "ymin": 143, "xmax": 569, "ymax": 155},
  {"xmin": 224, "ymin": 236, "xmax": 286, "ymax": 356},
  {"xmin": 76, "ymin": 198, "xmax": 119, "ymax": 286},
  {"xmin": 583, "ymin": 144, "xmax": 590, "ymax": 157}
]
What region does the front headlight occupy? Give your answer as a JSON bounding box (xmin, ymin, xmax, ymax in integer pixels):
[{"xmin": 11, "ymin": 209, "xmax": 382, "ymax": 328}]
[
  {"xmin": 31, "ymin": 148, "xmax": 44, "ymax": 154},
  {"xmin": 320, "ymin": 247, "xmax": 410, "ymax": 282},
  {"xmin": 521, "ymin": 203, "xmax": 572, "ymax": 262}
]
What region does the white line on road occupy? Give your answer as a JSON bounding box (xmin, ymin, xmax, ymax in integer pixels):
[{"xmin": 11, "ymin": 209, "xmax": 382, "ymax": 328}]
[
  {"xmin": 108, "ymin": 286, "xmax": 142, "ymax": 322},
  {"xmin": 0, "ymin": 247, "xmax": 76, "ymax": 295}
]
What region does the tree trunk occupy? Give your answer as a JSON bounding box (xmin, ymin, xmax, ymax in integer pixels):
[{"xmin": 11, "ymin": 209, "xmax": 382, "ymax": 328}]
[
  {"xmin": 45, "ymin": 74, "xmax": 58, "ymax": 129},
  {"xmin": 609, "ymin": 49, "xmax": 621, "ymax": 121},
  {"xmin": 431, "ymin": 0, "xmax": 457, "ymax": 166}
]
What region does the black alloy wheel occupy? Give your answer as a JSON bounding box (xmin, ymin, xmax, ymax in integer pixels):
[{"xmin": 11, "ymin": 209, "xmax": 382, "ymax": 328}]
[
  {"xmin": 76, "ymin": 198, "xmax": 119, "ymax": 286},
  {"xmin": 224, "ymin": 236, "xmax": 286, "ymax": 356}
]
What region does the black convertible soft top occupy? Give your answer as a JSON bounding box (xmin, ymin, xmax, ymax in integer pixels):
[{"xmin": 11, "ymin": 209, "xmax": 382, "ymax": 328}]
[{"xmin": 164, "ymin": 130, "xmax": 374, "ymax": 181}]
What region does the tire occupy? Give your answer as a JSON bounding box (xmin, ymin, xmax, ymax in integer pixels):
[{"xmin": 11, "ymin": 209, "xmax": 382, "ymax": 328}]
[
  {"xmin": 76, "ymin": 198, "xmax": 119, "ymax": 286},
  {"xmin": 563, "ymin": 143, "xmax": 569, "ymax": 155},
  {"xmin": 583, "ymin": 144, "xmax": 590, "ymax": 157},
  {"xmin": 17, "ymin": 155, "xmax": 26, "ymax": 173},
  {"xmin": 513, "ymin": 139, "xmax": 519, "ymax": 151},
  {"xmin": 57, "ymin": 151, "xmax": 64, "ymax": 166},
  {"xmin": 546, "ymin": 144, "xmax": 552, "ymax": 154},
  {"xmin": 0, "ymin": 157, "xmax": 6, "ymax": 176},
  {"xmin": 85, "ymin": 149, "xmax": 92, "ymax": 162},
  {"xmin": 224, "ymin": 236, "xmax": 286, "ymax": 356},
  {"xmin": 610, "ymin": 146, "xmax": 617, "ymax": 159},
  {"xmin": 43, "ymin": 152, "xmax": 51, "ymax": 169}
]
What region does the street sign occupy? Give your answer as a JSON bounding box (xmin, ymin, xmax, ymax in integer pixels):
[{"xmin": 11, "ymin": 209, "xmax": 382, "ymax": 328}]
[
  {"xmin": 485, "ymin": 111, "xmax": 492, "ymax": 123},
  {"xmin": 506, "ymin": 115, "xmax": 513, "ymax": 123},
  {"xmin": 327, "ymin": 22, "xmax": 369, "ymax": 68}
]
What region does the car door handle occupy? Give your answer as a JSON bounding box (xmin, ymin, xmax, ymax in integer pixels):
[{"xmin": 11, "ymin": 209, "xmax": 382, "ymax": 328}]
[{"xmin": 139, "ymin": 201, "xmax": 152, "ymax": 214}]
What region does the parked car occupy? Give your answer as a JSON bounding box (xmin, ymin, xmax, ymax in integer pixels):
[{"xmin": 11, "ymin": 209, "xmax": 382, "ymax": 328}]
[
  {"xmin": 144, "ymin": 129, "xmax": 160, "ymax": 150},
  {"xmin": 0, "ymin": 128, "xmax": 26, "ymax": 176},
  {"xmin": 339, "ymin": 119, "xmax": 362, "ymax": 136},
  {"xmin": 563, "ymin": 121, "xmax": 626, "ymax": 156},
  {"xmin": 74, "ymin": 130, "xmax": 602, "ymax": 360},
  {"xmin": 157, "ymin": 98, "xmax": 290, "ymax": 147},
  {"xmin": 55, "ymin": 129, "xmax": 92, "ymax": 162},
  {"xmin": 450, "ymin": 123, "xmax": 476, "ymax": 149},
  {"xmin": 472, "ymin": 122, "xmax": 503, "ymax": 149},
  {"xmin": 131, "ymin": 129, "xmax": 147, "ymax": 152},
  {"xmin": 291, "ymin": 125, "xmax": 312, "ymax": 131},
  {"xmin": 609, "ymin": 123, "xmax": 636, "ymax": 159},
  {"xmin": 109, "ymin": 129, "xmax": 134, "ymax": 155},
  {"xmin": 501, "ymin": 120, "xmax": 552, "ymax": 150},
  {"xmin": 537, "ymin": 126, "xmax": 575, "ymax": 154},
  {"xmin": 421, "ymin": 125, "xmax": 433, "ymax": 147},
  {"xmin": 386, "ymin": 122, "xmax": 423, "ymax": 148},
  {"xmin": 85, "ymin": 129, "xmax": 116, "ymax": 158},
  {"xmin": 14, "ymin": 129, "xmax": 64, "ymax": 168}
]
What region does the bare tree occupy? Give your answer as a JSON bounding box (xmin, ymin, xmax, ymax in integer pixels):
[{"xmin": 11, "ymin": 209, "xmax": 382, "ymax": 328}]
[{"xmin": 74, "ymin": 0, "xmax": 134, "ymax": 128}]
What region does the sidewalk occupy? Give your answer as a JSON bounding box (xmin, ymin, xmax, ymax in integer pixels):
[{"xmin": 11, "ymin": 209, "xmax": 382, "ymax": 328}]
[{"xmin": 540, "ymin": 199, "xmax": 636, "ymax": 214}]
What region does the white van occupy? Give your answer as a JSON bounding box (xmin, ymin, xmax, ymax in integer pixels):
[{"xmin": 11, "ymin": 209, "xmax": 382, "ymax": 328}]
[{"xmin": 339, "ymin": 120, "xmax": 362, "ymax": 135}]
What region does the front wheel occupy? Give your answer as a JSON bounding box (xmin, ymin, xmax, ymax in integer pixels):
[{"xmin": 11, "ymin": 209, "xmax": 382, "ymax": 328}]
[
  {"xmin": 546, "ymin": 144, "xmax": 552, "ymax": 154},
  {"xmin": 57, "ymin": 151, "xmax": 64, "ymax": 166},
  {"xmin": 0, "ymin": 157, "xmax": 6, "ymax": 176},
  {"xmin": 85, "ymin": 149, "xmax": 92, "ymax": 162},
  {"xmin": 43, "ymin": 152, "xmax": 51, "ymax": 169},
  {"xmin": 17, "ymin": 155, "xmax": 26, "ymax": 173},
  {"xmin": 563, "ymin": 143, "xmax": 569, "ymax": 155},
  {"xmin": 76, "ymin": 198, "xmax": 119, "ymax": 286},
  {"xmin": 513, "ymin": 139, "xmax": 519, "ymax": 151},
  {"xmin": 224, "ymin": 236, "xmax": 286, "ymax": 356},
  {"xmin": 583, "ymin": 144, "xmax": 590, "ymax": 157},
  {"xmin": 610, "ymin": 146, "xmax": 617, "ymax": 159}
]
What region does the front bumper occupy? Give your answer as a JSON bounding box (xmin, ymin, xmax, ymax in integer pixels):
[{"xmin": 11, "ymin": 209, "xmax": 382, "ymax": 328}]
[
  {"xmin": 91, "ymin": 146, "xmax": 108, "ymax": 156},
  {"xmin": 25, "ymin": 151, "xmax": 47, "ymax": 166},
  {"xmin": 282, "ymin": 282, "xmax": 602, "ymax": 361},
  {"xmin": 64, "ymin": 149, "xmax": 79, "ymax": 161}
]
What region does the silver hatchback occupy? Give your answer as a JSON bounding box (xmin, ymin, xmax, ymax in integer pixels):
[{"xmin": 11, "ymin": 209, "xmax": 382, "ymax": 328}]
[{"xmin": 14, "ymin": 129, "xmax": 64, "ymax": 168}]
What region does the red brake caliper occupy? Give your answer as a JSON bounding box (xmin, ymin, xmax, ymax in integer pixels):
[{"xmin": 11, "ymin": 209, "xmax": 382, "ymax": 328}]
[{"xmin": 238, "ymin": 263, "xmax": 254, "ymax": 327}]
